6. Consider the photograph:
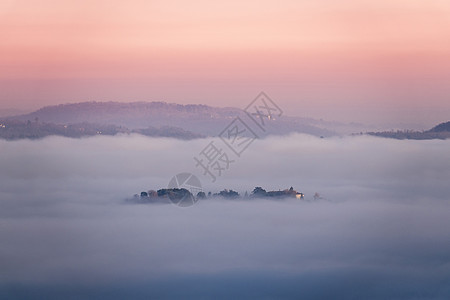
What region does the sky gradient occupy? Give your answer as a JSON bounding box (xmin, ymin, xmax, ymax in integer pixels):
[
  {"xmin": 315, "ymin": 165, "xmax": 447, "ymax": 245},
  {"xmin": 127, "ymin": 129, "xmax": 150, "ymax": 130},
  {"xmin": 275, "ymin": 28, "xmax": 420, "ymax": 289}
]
[{"xmin": 1, "ymin": 0, "xmax": 449, "ymax": 126}]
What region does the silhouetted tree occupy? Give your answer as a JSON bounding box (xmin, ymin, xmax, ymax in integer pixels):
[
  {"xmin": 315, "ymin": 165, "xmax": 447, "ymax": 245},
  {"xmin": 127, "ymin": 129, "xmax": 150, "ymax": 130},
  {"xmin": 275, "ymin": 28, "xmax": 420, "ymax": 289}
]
[
  {"xmin": 217, "ymin": 189, "xmax": 239, "ymax": 198},
  {"xmin": 252, "ymin": 187, "xmax": 267, "ymax": 197}
]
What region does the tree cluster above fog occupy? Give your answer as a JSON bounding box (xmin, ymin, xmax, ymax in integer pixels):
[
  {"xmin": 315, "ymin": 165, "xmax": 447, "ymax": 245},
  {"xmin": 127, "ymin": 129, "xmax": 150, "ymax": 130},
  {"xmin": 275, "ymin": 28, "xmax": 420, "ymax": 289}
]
[{"xmin": 130, "ymin": 186, "xmax": 304, "ymax": 203}]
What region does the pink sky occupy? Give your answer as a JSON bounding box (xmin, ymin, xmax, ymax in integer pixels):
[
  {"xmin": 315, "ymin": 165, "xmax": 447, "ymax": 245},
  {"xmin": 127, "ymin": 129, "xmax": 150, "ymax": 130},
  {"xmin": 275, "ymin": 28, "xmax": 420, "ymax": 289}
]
[{"xmin": 1, "ymin": 0, "xmax": 449, "ymax": 126}]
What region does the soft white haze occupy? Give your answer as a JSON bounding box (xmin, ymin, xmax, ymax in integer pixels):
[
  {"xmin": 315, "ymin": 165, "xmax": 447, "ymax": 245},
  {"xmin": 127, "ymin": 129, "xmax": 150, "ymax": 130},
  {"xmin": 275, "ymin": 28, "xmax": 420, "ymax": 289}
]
[{"xmin": 1, "ymin": 134, "xmax": 449, "ymax": 299}]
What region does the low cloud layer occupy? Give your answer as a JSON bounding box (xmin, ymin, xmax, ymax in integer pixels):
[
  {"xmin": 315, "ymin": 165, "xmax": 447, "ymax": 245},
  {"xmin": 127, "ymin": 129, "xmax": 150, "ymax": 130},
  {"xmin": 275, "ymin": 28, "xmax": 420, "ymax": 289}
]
[{"xmin": 1, "ymin": 134, "xmax": 449, "ymax": 299}]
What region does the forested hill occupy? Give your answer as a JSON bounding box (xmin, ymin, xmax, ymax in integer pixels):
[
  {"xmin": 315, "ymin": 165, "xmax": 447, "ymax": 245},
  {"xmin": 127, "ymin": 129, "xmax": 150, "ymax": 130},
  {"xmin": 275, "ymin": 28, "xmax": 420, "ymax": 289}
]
[
  {"xmin": 429, "ymin": 121, "xmax": 450, "ymax": 133},
  {"xmin": 366, "ymin": 120, "xmax": 450, "ymax": 140},
  {"xmin": 7, "ymin": 101, "xmax": 337, "ymax": 137}
]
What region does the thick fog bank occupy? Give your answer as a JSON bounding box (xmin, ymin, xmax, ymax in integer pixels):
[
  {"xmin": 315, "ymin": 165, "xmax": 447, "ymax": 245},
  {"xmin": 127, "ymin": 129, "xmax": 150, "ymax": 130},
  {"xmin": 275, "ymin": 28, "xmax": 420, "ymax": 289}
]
[{"xmin": 0, "ymin": 134, "xmax": 449, "ymax": 299}]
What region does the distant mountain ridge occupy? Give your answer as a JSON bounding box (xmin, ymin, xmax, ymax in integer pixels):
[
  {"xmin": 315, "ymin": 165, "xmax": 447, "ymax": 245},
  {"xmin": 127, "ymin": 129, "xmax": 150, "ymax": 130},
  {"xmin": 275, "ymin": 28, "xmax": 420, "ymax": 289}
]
[
  {"xmin": 13, "ymin": 101, "xmax": 226, "ymax": 129},
  {"xmin": 9, "ymin": 101, "xmax": 338, "ymax": 137}
]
